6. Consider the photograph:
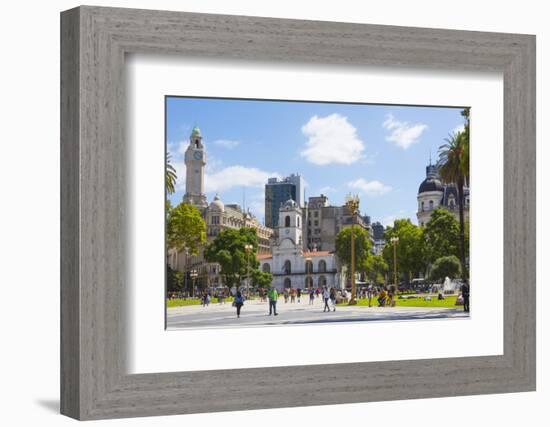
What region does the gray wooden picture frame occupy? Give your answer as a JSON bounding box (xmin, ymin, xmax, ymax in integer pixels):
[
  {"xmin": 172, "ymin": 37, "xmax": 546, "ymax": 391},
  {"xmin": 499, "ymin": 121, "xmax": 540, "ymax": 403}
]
[{"xmin": 60, "ymin": 5, "xmax": 536, "ymax": 421}]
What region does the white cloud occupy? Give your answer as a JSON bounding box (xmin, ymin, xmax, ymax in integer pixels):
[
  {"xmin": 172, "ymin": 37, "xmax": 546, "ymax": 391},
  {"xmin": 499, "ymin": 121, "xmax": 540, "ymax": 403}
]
[
  {"xmin": 248, "ymin": 193, "xmax": 266, "ymax": 223},
  {"xmin": 167, "ymin": 140, "xmax": 188, "ymax": 157},
  {"xmin": 300, "ymin": 113, "xmax": 365, "ymax": 165},
  {"xmin": 347, "ymin": 178, "xmax": 392, "ymax": 197},
  {"xmin": 213, "ymin": 139, "xmax": 240, "ymax": 149},
  {"xmin": 205, "ymin": 166, "xmax": 280, "ymax": 193},
  {"xmin": 383, "ymin": 113, "xmax": 428, "ymax": 149},
  {"xmin": 171, "ymin": 160, "xmax": 187, "ymax": 191}
]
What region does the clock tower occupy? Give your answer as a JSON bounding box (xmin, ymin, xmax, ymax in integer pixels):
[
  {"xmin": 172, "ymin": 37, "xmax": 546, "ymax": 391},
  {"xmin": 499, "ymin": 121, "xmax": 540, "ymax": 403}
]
[{"xmin": 183, "ymin": 126, "xmax": 208, "ymax": 208}]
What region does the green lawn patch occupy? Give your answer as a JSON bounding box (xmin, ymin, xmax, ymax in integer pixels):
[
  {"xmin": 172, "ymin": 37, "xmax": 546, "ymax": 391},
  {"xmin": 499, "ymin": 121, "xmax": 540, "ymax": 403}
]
[
  {"xmin": 167, "ymin": 297, "xmax": 234, "ymax": 308},
  {"xmin": 338, "ymin": 295, "xmax": 460, "ymax": 308}
]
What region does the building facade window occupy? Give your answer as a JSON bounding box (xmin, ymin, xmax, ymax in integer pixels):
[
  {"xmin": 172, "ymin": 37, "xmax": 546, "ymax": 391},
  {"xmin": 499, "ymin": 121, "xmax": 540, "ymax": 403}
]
[
  {"xmin": 262, "ymin": 263, "xmax": 271, "ymax": 273},
  {"xmin": 284, "ymin": 277, "xmax": 292, "ymax": 288},
  {"xmin": 318, "ymin": 259, "xmax": 327, "ymax": 273},
  {"xmin": 305, "ymin": 260, "xmax": 313, "ymax": 274},
  {"xmin": 318, "ymin": 275, "xmax": 327, "ymax": 287},
  {"xmin": 283, "ymin": 260, "xmax": 291, "ymax": 274},
  {"xmin": 421, "ymin": 201, "xmax": 425, "ymax": 211},
  {"xmin": 285, "ymin": 215, "xmax": 290, "ymax": 227},
  {"xmin": 429, "ymin": 200, "xmax": 434, "ymax": 210}
]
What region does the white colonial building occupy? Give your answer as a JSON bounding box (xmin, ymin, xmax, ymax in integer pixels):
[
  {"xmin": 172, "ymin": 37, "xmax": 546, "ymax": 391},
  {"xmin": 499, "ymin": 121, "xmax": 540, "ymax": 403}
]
[{"xmin": 258, "ymin": 199, "xmax": 342, "ymax": 291}]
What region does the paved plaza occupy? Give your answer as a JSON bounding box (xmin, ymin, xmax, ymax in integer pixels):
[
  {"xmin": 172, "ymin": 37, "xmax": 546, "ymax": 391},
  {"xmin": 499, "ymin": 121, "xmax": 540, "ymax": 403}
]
[{"xmin": 167, "ymin": 297, "xmax": 468, "ymax": 329}]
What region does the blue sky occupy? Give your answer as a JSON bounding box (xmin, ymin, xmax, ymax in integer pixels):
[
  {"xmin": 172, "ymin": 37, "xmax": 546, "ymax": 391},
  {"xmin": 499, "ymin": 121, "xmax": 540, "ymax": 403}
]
[{"xmin": 166, "ymin": 97, "xmax": 466, "ymax": 226}]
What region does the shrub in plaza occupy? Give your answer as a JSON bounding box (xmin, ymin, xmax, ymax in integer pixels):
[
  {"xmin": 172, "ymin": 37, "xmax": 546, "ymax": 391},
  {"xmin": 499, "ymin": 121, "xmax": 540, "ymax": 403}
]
[{"xmin": 429, "ymin": 255, "xmax": 462, "ymax": 282}]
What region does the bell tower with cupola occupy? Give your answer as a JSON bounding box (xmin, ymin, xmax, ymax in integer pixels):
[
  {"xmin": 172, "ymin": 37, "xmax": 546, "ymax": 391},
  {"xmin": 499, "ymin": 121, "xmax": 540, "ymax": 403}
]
[
  {"xmin": 183, "ymin": 126, "xmax": 208, "ymax": 208},
  {"xmin": 278, "ymin": 199, "xmax": 303, "ymax": 247}
]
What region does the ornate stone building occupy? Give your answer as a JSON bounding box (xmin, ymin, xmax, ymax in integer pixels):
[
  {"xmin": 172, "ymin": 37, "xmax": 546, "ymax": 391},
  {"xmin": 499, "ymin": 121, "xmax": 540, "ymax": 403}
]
[
  {"xmin": 167, "ymin": 127, "xmax": 273, "ymax": 289},
  {"xmin": 205, "ymin": 195, "xmax": 272, "ymax": 255},
  {"xmin": 303, "ymin": 194, "xmax": 373, "ymax": 252},
  {"xmin": 416, "ymin": 163, "xmax": 470, "ymax": 227}
]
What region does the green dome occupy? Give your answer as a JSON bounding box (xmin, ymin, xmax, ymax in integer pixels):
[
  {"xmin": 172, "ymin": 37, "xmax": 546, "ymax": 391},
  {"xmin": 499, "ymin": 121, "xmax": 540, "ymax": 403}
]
[{"xmin": 191, "ymin": 126, "xmax": 201, "ymax": 136}]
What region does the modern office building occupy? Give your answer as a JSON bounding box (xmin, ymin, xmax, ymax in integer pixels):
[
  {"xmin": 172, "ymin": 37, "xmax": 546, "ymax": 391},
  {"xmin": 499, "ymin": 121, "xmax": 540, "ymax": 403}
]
[
  {"xmin": 371, "ymin": 221, "xmax": 386, "ymax": 255},
  {"xmin": 264, "ymin": 174, "xmax": 304, "ymax": 228}
]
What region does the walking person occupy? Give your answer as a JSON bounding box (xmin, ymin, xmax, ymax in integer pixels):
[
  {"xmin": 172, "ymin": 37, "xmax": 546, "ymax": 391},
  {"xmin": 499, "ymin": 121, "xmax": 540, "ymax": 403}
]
[
  {"xmin": 297, "ymin": 288, "xmax": 302, "ymax": 303},
  {"xmin": 329, "ymin": 287, "xmax": 337, "ymax": 312},
  {"xmin": 460, "ymin": 281, "xmax": 470, "ymax": 312},
  {"xmin": 283, "ymin": 288, "xmax": 289, "ymax": 303},
  {"xmin": 268, "ymin": 287, "xmax": 279, "ymax": 316},
  {"xmin": 309, "ymin": 288, "xmax": 315, "ymax": 305},
  {"xmin": 323, "ymin": 287, "xmax": 331, "ymax": 312},
  {"xmin": 234, "ymin": 290, "xmax": 244, "ymax": 318},
  {"xmin": 290, "ymin": 288, "xmax": 296, "ymax": 303}
]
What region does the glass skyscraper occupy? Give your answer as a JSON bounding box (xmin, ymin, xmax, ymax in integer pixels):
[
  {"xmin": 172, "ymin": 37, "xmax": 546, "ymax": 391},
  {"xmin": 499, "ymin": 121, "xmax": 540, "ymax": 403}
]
[{"xmin": 264, "ymin": 174, "xmax": 303, "ymax": 228}]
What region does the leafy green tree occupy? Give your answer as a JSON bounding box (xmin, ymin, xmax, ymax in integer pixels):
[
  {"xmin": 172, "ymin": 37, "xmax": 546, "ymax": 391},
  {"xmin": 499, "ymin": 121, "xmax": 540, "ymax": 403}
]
[
  {"xmin": 335, "ymin": 226, "xmax": 372, "ymax": 279},
  {"xmin": 166, "ymin": 266, "xmax": 184, "ymax": 294},
  {"xmin": 204, "ymin": 227, "xmax": 259, "ymax": 289},
  {"xmin": 423, "ymin": 208, "xmax": 460, "ymax": 262},
  {"xmin": 438, "ymin": 129, "xmax": 469, "ymax": 280},
  {"xmin": 166, "ymin": 153, "xmax": 177, "ymax": 195},
  {"xmin": 429, "ymin": 255, "xmax": 461, "ymax": 282},
  {"xmin": 364, "ymin": 254, "xmax": 388, "ymax": 285},
  {"xmin": 252, "ymin": 269, "xmax": 273, "ymax": 289},
  {"xmin": 382, "ymin": 219, "xmax": 426, "ymax": 284},
  {"xmin": 166, "ymin": 202, "xmax": 206, "ymax": 255}
]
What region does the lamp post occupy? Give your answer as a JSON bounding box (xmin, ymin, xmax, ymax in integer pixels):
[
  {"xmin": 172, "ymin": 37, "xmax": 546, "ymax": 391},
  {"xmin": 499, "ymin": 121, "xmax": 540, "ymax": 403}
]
[
  {"xmin": 190, "ymin": 268, "xmax": 198, "ymax": 298},
  {"xmin": 345, "ymin": 194, "xmax": 360, "ymax": 305},
  {"xmin": 244, "ymin": 243, "xmax": 253, "ymax": 296},
  {"xmin": 390, "ymin": 236, "xmax": 399, "ymax": 291}
]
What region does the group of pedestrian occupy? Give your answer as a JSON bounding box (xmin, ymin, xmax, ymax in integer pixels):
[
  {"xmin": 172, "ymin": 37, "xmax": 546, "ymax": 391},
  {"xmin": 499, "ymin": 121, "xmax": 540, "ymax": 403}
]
[
  {"xmin": 223, "ymin": 281, "xmax": 471, "ymax": 319},
  {"xmin": 282, "ymin": 288, "xmax": 303, "ymax": 303}
]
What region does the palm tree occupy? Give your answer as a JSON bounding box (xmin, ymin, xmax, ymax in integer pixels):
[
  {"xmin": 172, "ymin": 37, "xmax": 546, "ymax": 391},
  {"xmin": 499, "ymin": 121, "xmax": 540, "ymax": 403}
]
[
  {"xmin": 166, "ymin": 152, "xmax": 177, "ymax": 195},
  {"xmin": 438, "ymin": 130, "xmax": 469, "ymax": 281}
]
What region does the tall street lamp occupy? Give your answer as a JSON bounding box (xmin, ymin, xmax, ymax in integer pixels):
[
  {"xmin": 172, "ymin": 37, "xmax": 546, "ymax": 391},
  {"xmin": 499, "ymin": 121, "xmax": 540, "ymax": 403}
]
[
  {"xmin": 190, "ymin": 268, "xmax": 198, "ymax": 298},
  {"xmin": 244, "ymin": 243, "xmax": 253, "ymax": 296},
  {"xmin": 390, "ymin": 236, "xmax": 399, "ymax": 291},
  {"xmin": 345, "ymin": 193, "xmax": 360, "ymax": 305}
]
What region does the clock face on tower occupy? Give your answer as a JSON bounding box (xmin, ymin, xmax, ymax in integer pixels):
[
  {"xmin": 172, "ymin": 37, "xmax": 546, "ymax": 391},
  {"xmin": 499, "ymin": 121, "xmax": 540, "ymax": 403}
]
[{"xmin": 193, "ymin": 151, "xmax": 202, "ymax": 161}]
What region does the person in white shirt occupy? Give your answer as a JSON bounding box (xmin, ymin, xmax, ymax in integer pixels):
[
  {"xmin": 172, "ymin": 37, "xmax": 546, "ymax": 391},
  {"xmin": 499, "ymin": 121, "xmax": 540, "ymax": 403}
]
[{"xmin": 323, "ymin": 287, "xmax": 331, "ymax": 312}]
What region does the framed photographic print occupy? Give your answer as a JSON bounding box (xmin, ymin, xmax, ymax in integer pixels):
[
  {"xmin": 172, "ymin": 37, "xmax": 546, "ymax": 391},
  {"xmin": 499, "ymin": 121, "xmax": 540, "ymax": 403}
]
[{"xmin": 61, "ymin": 5, "xmax": 536, "ymax": 420}]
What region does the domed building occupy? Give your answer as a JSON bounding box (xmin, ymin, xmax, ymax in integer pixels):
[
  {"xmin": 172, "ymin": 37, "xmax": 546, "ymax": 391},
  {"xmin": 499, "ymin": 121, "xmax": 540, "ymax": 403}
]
[{"xmin": 417, "ymin": 163, "xmax": 469, "ymax": 227}]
